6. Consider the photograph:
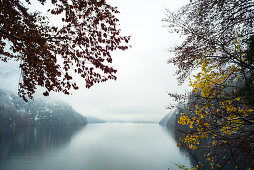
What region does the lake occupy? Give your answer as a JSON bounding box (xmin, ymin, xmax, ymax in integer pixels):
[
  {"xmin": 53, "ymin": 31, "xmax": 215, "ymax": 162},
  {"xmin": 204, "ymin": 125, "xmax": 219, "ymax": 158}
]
[{"xmin": 0, "ymin": 123, "xmax": 192, "ymax": 170}]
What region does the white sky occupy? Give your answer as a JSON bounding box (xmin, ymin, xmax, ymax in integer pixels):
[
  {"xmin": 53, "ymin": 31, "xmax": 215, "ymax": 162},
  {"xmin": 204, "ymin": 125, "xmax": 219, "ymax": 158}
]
[
  {"xmin": 51, "ymin": 0, "xmax": 190, "ymax": 122},
  {"xmin": 1, "ymin": 0, "xmax": 190, "ymax": 122}
]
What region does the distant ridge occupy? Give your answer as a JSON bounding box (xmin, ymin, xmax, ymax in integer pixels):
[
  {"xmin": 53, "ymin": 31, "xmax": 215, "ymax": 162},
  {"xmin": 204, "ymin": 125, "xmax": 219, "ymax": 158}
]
[{"xmin": 86, "ymin": 116, "xmax": 107, "ymax": 123}]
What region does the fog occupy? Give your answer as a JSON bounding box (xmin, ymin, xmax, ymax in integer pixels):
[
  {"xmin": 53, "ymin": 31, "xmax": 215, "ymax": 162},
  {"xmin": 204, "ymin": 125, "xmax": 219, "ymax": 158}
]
[{"xmin": 0, "ymin": 0, "xmax": 189, "ymax": 122}]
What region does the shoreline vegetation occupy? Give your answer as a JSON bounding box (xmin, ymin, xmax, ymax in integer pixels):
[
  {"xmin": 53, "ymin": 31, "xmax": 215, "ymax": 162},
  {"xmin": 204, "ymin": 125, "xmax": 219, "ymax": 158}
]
[
  {"xmin": 164, "ymin": 0, "xmax": 254, "ymax": 168},
  {"xmin": 160, "ymin": 107, "xmax": 210, "ymax": 169},
  {"xmin": 160, "ymin": 103, "xmax": 254, "ymax": 169}
]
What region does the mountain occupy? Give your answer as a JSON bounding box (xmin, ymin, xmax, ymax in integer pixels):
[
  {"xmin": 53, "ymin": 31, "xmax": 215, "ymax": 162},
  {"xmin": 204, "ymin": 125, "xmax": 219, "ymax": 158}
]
[
  {"xmin": 159, "ymin": 108, "xmax": 179, "ymax": 127},
  {"xmin": 86, "ymin": 116, "xmax": 106, "ymax": 123},
  {"xmin": 0, "ymin": 89, "xmax": 87, "ymax": 128}
]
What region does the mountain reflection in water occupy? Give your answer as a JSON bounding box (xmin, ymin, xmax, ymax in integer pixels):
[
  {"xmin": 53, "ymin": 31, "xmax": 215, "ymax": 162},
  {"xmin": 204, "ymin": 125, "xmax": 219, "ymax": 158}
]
[
  {"xmin": 0, "ymin": 127, "xmax": 83, "ymax": 159},
  {"xmin": 0, "ymin": 124, "xmax": 191, "ymax": 170}
]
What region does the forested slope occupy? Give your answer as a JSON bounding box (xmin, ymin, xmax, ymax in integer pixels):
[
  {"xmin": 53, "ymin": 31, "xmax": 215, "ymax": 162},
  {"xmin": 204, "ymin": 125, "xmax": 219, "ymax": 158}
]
[{"xmin": 0, "ymin": 89, "xmax": 87, "ymax": 128}]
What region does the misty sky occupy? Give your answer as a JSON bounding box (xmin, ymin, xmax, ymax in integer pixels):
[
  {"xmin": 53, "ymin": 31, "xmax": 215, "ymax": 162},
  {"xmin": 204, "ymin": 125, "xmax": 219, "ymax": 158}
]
[
  {"xmin": 55, "ymin": 0, "xmax": 190, "ymax": 122},
  {"xmin": 0, "ymin": 0, "xmax": 190, "ymax": 122}
]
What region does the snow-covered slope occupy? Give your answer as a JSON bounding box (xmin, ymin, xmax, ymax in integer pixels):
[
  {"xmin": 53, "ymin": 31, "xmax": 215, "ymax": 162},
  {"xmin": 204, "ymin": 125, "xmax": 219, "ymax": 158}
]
[{"xmin": 0, "ymin": 89, "xmax": 87, "ymax": 127}]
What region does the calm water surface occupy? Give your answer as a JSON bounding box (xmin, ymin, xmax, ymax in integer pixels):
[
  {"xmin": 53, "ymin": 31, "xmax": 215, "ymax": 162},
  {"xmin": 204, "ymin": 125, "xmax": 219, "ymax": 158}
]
[{"xmin": 0, "ymin": 123, "xmax": 192, "ymax": 170}]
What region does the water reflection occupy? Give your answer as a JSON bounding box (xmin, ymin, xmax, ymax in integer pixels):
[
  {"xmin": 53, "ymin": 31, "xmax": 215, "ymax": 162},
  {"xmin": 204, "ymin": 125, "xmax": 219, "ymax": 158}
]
[
  {"xmin": 0, "ymin": 124, "xmax": 192, "ymax": 170},
  {"xmin": 0, "ymin": 127, "xmax": 84, "ymax": 159}
]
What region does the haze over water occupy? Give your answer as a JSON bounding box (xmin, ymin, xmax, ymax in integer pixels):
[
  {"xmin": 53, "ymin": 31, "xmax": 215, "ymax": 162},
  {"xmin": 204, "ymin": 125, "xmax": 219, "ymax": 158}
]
[{"xmin": 0, "ymin": 123, "xmax": 192, "ymax": 170}]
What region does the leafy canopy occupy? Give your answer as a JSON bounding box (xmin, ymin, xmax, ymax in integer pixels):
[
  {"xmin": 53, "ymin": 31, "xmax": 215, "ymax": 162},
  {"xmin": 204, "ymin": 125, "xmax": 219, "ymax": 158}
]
[
  {"xmin": 164, "ymin": 0, "xmax": 254, "ymax": 84},
  {"xmin": 0, "ymin": 0, "xmax": 130, "ymax": 101},
  {"xmin": 165, "ymin": 0, "xmax": 254, "ymax": 168}
]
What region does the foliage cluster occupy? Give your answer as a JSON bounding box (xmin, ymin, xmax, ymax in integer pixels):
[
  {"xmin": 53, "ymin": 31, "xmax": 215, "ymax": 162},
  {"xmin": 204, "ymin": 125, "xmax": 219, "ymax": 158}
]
[
  {"xmin": 165, "ymin": 0, "xmax": 254, "ymax": 169},
  {"xmin": 0, "ymin": 0, "xmax": 130, "ymax": 101}
]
